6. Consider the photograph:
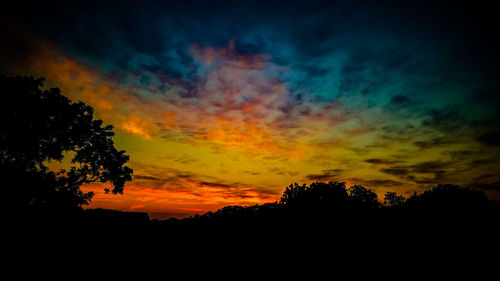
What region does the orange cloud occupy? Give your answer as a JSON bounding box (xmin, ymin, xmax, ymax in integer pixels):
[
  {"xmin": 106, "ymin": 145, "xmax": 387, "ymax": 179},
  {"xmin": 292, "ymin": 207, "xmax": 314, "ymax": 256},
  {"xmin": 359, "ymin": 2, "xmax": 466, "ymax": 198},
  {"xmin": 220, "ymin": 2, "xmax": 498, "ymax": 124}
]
[
  {"xmin": 120, "ymin": 115, "xmax": 154, "ymax": 140},
  {"xmin": 81, "ymin": 180, "xmax": 279, "ymax": 219},
  {"xmin": 5, "ymin": 30, "xmax": 353, "ymax": 157}
]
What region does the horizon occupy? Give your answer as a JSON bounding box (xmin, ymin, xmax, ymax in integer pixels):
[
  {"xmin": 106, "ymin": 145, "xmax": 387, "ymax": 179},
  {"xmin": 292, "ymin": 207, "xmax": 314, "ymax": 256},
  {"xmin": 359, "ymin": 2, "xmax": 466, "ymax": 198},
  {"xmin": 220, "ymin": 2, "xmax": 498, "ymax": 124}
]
[{"xmin": 2, "ymin": 0, "xmax": 499, "ymax": 219}]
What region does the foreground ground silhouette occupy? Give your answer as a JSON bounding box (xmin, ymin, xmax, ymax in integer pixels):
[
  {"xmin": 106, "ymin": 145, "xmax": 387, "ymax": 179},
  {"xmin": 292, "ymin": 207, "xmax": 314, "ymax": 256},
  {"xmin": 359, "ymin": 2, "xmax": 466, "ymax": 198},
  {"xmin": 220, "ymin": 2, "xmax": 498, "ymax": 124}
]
[
  {"xmin": 8, "ymin": 181, "xmax": 497, "ymax": 261},
  {"xmin": 5, "ymin": 181, "xmax": 499, "ymax": 268}
]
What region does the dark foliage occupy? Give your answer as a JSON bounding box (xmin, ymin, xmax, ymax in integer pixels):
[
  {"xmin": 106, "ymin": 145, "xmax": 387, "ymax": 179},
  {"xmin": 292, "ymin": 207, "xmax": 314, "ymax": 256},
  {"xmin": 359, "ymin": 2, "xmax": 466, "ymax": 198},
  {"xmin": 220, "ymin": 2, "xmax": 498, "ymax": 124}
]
[
  {"xmin": 280, "ymin": 181, "xmax": 350, "ymax": 209},
  {"xmin": 404, "ymin": 184, "xmax": 493, "ymax": 211},
  {"xmin": 149, "ymin": 181, "xmax": 500, "ymax": 236},
  {"xmin": 348, "ymin": 184, "xmax": 380, "ymax": 209},
  {"xmin": 384, "ymin": 191, "xmax": 406, "ymax": 208},
  {"xmin": 0, "ymin": 74, "xmax": 132, "ymax": 217}
]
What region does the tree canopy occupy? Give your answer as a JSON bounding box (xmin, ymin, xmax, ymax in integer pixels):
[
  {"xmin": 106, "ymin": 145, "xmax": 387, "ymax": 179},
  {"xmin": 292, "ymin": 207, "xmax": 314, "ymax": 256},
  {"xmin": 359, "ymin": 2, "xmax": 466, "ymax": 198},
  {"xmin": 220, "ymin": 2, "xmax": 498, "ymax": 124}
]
[
  {"xmin": 280, "ymin": 181, "xmax": 382, "ymax": 212},
  {"xmin": 0, "ymin": 74, "xmax": 132, "ymax": 214}
]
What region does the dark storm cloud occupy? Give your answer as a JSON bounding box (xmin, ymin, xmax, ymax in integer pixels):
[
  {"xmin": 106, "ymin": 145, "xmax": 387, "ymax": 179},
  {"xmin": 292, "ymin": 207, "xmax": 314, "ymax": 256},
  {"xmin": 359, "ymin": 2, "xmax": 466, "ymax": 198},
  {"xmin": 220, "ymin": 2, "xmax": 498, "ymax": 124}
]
[
  {"xmin": 469, "ymin": 182, "xmax": 500, "ymax": 192},
  {"xmin": 306, "ymin": 169, "xmax": 343, "ymax": 181},
  {"xmin": 442, "ymin": 150, "xmax": 493, "ymax": 167},
  {"xmin": 4, "ymin": 1, "xmax": 256, "ymax": 79},
  {"xmin": 468, "ymin": 172, "xmax": 500, "ymax": 192},
  {"xmin": 381, "ymin": 51, "xmax": 413, "ymax": 72},
  {"xmin": 134, "ymin": 175, "xmax": 163, "ymax": 181},
  {"xmin": 472, "ymin": 174, "xmax": 494, "ymax": 181},
  {"xmin": 131, "ymin": 163, "xmax": 280, "ymax": 200},
  {"xmin": 410, "ymin": 161, "xmax": 450, "ymax": 174},
  {"xmin": 380, "ymin": 161, "xmax": 454, "ymax": 184},
  {"xmin": 198, "ymin": 181, "xmax": 232, "ymax": 189},
  {"xmin": 477, "ymin": 132, "xmax": 500, "ymax": 146},
  {"xmin": 471, "ymin": 89, "xmax": 500, "ymax": 105},
  {"xmin": 422, "ymin": 108, "xmax": 465, "ymax": 134},
  {"xmin": 414, "ymin": 137, "xmax": 456, "ymax": 150},
  {"xmin": 350, "ymin": 178, "xmax": 403, "ymax": 187},
  {"xmin": 468, "ymin": 159, "xmax": 496, "ymax": 169},
  {"xmin": 445, "ymin": 150, "xmax": 476, "ymax": 159},
  {"xmin": 390, "ymin": 95, "xmax": 410, "ymax": 105},
  {"xmin": 379, "ymin": 124, "xmax": 418, "ymax": 142},
  {"xmin": 243, "ymin": 170, "xmax": 261, "ymax": 176},
  {"xmin": 364, "ymin": 158, "xmax": 404, "ymax": 165},
  {"xmin": 4, "ymin": 0, "xmax": 499, "ymax": 93},
  {"xmin": 380, "ymin": 168, "xmax": 409, "ymax": 176},
  {"xmin": 413, "ymin": 177, "xmax": 443, "ymax": 185}
]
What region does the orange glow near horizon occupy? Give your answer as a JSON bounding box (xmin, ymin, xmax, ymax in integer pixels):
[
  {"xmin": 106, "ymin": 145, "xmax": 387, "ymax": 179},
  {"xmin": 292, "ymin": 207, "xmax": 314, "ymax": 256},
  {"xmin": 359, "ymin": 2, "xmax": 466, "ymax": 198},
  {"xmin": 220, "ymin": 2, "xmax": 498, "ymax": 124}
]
[{"xmin": 81, "ymin": 181, "xmax": 281, "ymax": 219}]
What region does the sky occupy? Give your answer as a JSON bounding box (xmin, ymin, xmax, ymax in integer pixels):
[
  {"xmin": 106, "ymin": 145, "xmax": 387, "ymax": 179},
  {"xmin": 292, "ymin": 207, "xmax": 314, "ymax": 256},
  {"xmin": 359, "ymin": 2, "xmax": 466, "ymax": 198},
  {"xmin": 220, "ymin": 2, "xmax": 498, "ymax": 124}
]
[{"xmin": 1, "ymin": 0, "xmax": 499, "ymax": 218}]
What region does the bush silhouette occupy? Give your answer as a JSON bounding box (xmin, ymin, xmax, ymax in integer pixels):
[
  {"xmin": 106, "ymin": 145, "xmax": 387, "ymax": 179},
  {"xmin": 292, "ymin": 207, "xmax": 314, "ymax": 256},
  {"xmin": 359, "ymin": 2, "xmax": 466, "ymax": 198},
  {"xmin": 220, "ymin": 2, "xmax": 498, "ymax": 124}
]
[{"xmin": 0, "ymin": 74, "xmax": 133, "ymax": 216}]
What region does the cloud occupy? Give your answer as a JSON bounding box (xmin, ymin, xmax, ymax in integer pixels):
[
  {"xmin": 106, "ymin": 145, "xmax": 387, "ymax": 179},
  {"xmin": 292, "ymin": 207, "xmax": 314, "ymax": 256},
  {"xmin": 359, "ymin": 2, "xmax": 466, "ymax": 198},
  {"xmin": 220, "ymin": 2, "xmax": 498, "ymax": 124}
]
[
  {"xmin": 129, "ymin": 162, "xmax": 279, "ymax": 204},
  {"xmin": 390, "ymin": 95, "xmax": 410, "ymax": 105},
  {"xmin": 421, "ymin": 108, "xmax": 465, "ymax": 134},
  {"xmin": 305, "ymin": 169, "xmax": 343, "ymax": 181},
  {"xmin": 380, "ymin": 168, "xmax": 409, "ymax": 176},
  {"xmin": 470, "ymin": 182, "xmax": 500, "ymax": 191},
  {"xmin": 365, "ymin": 158, "xmax": 404, "ymax": 165},
  {"xmin": 410, "ymin": 161, "xmax": 450, "ymax": 174},
  {"xmin": 134, "ymin": 175, "xmax": 163, "ymax": 181},
  {"xmin": 444, "ymin": 150, "xmax": 476, "ymax": 159},
  {"xmin": 477, "ymin": 132, "xmax": 500, "ymax": 146},
  {"xmin": 120, "ymin": 115, "xmax": 154, "ymax": 139},
  {"xmin": 3, "ymin": 30, "xmax": 350, "ymax": 157},
  {"xmin": 378, "ymin": 161, "xmax": 455, "ymax": 185},
  {"xmin": 198, "ymin": 181, "xmax": 232, "ymax": 189},
  {"xmin": 414, "ymin": 137, "xmax": 456, "ymax": 149},
  {"xmin": 349, "ymin": 178, "xmax": 404, "ymax": 188},
  {"xmin": 468, "ymin": 159, "xmax": 495, "ymax": 169}
]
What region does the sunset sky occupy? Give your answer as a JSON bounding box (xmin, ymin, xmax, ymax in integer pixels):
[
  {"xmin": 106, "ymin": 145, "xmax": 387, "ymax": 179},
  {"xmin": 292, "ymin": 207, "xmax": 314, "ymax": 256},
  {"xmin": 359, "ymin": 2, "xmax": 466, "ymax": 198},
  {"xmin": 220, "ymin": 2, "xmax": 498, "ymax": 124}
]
[{"xmin": 2, "ymin": 0, "xmax": 499, "ymax": 218}]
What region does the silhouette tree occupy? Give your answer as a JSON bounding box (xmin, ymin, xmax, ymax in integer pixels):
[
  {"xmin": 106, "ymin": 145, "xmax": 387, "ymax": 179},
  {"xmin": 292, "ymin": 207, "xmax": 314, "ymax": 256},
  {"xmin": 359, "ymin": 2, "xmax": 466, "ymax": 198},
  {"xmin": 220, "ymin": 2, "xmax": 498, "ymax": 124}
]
[
  {"xmin": 149, "ymin": 181, "xmax": 499, "ymax": 243},
  {"xmin": 404, "ymin": 184, "xmax": 492, "ymax": 213},
  {"xmin": 383, "ymin": 192, "xmax": 406, "ymax": 208},
  {"xmin": 0, "ymin": 74, "xmax": 132, "ymax": 215},
  {"xmin": 280, "ymin": 181, "xmax": 349, "ymax": 210},
  {"xmin": 348, "ymin": 185, "xmax": 381, "ymax": 209}
]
